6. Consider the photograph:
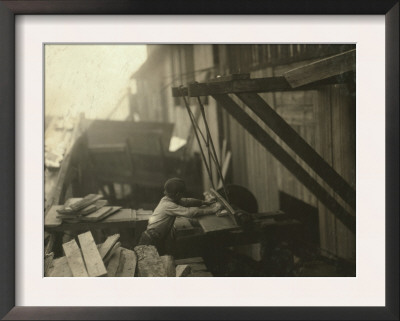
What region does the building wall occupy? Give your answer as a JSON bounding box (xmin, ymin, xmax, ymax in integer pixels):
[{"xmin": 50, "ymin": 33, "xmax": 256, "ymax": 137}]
[{"xmin": 216, "ymin": 45, "xmax": 356, "ymax": 260}]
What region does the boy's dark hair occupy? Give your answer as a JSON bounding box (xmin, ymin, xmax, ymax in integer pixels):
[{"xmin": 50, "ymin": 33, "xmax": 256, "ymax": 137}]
[{"xmin": 164, "ymin": 178, "xmax": 186, "ymax": 198}]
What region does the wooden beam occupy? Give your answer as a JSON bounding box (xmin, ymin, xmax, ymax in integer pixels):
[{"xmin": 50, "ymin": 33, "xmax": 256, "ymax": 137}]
[
  {"xmin": 236, "ymin": 92, "xmax": 356, "ymax": 210},
  {"xmin": 171, "ymin": 72, "xmax": 355, "ymax": 97},
  {"xmin": 284, "ymin": 49, "xmax": 356, "ymax": 88},
  {"xmin": 212, "ymin": 94, "xmax": 355, "ymax": 233}
]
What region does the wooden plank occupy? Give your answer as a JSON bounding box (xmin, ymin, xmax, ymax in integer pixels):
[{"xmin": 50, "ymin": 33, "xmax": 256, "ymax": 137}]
[
  {"xmin": 197, "ymin": 215, "xmax": 238, "ymax": 233},
  {"xmin": 134, "ymin": 245, "xmax": 167, "ymax": 277},
  {"xmin": 172, "ymin": 73, "xmax": 354, "ymax": 97},
  {"xmin": 62, "ymin": 239, "xmax": 88, "ymax": 277},
  {"xmin": 236, "ymin": 92, "xmax": 355, "ymax": 210},
  {"xmin": 104, "ymin": 242, "xmax": 121, "ymax": 264},
  {"xmin": 98, "ymin": 234, "xmax": 120, "ymax": 259},
  {"xmin": 176, "ymin": 265, "xmax": 191, "ymax": 277},
  {"xmin": 47, "ymin": 256, "xmax": 73, "ymax": 277},
  {"xmin": 79, "ymin": 206, "xmax": 121, "ymax": 222},
  {"xmin": 212, "ymin": 94, "xmax": 355, "ymax": 233},
  {"xmin": 106, "ymin": 247, "xmax": 122, "ymax": 277},
  {"xmin": 175, "ymin": 257, "xmax": 204, "ymax": 265},
  {"xmin": 160, "ymin": 255, "xmax": 176, "ymax": 277},
  {"xmin": 116, "ymin": 248, "xmax": 137, "ymax": 277},
  {"xmin": 78, "ymin": 231, "xmax": 107, "ymax": 277},
  {"xmin": 284, "ymin": 49, "xmax": 356, "ymax": 88}
]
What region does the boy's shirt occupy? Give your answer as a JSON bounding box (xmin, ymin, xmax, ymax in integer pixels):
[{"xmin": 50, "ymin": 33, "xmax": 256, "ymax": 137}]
[{"xmin": 146, "ymin": 196, "xmax": 203, "ymax": 240}]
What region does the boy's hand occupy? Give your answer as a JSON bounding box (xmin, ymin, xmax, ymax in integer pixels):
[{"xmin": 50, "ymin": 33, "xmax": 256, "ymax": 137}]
[
  {"xmin": 212, "ymin": 202, "xmax": 223, "ymax": 212},
  {"xmin": 202, "ymin": 199, "xmax": 216, "ymax": 206}
]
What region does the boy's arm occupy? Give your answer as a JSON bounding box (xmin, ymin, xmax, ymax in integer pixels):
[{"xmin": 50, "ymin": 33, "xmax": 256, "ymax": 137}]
[
  {"xmin": 168, "ymin": 202, "xmax": 222, "ymax": 218},
  {"xmin": 179, "ymin": 198, "xmax": 216, "ymax": 207}
]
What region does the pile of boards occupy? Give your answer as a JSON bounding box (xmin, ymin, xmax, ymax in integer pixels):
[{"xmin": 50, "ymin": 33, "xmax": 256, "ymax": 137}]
[
  {"xmin": 56, "ymin": 194, "xmax": 121, "ymax": 223},
  {"xmin": 46, "ymin": 232, "xmax": 136, "ymax": 277},
  {"xmin": 46, "ymin": 231, "xmax": 213, "ymax": 277}
]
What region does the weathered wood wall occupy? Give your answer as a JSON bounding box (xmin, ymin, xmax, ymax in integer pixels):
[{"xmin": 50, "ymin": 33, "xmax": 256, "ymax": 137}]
[{"xmin": 216, "ymin": 45, "xmax": 356, "ymax": 260}]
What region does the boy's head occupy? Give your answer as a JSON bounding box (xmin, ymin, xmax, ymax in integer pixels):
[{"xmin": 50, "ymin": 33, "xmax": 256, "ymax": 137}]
[{"xmin": 164, "ymin": 178, "xmax": 186, "ymax": 201}]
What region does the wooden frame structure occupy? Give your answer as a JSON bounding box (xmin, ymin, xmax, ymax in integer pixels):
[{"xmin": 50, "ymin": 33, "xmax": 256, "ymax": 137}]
[{"xmin": 172, "ymin": 50, "xmax": 356, "ymax": 233}]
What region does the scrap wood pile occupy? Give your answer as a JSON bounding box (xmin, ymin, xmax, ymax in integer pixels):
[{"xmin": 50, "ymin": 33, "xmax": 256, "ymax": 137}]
[
  {"xmin": 56, "ymin": 194, "xmax": 121, "ymax": 223},
  {"xmin": 46, "ymin": 232, "xmax": 136, "ymax": 277},
  {"xmin": 46, "ymin": 231, "xmax": 213, "ymax": 277}
]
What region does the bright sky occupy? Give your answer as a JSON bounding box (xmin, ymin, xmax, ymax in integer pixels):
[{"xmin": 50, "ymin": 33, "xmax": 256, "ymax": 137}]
[{"xmin": 45, "ymin": 45, "xmax": 147, "ymax": 119}]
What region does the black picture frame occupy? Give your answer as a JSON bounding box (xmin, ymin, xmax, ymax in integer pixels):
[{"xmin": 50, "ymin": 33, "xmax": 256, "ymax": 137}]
[{"xmin": 0, "ymin": 1, "xmax": 398, "ymax": 320}]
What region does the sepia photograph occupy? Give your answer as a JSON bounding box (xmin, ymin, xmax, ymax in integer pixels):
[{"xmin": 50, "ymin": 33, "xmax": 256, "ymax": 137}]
[{"xmin": 44, "ymin": 44, "xmax": 356, "ymax": 278}]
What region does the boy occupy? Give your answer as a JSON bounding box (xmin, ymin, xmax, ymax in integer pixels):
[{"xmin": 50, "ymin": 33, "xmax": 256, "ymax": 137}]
[{"xmin": 138, "ymin": 178, "xmax": 222, "ymax": 255}]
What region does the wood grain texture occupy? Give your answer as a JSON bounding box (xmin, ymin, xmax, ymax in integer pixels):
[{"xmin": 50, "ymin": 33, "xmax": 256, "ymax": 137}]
[
  {"xmin": 115, "ymin": 248, "xmax": 137, "ymax": 277},
  {"xmin": 62, "ymin": 239, "xmax": 88, "ymax": 277},
  {"xmin": 77, "ymin": 231, "xmax": 107, "ymax": 277}
]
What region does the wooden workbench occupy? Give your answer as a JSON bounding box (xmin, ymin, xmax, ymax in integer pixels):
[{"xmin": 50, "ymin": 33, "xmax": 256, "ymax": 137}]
[{"xmin": 45, "ymin": 208, "xmax": 152, "ymax": 232}]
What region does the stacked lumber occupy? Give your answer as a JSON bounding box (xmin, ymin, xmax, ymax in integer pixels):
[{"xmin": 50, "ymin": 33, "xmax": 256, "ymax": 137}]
[
  {"xmin": 45, "ymin": 232, "xmax": 137, "ymax": 277},
  {"xmin": 175, "ymin": 257, "xmax": 213, "ymax": 277},
  {"xmin": 55, "ymin": 194, "xmax": 122, "ymax": 223}
]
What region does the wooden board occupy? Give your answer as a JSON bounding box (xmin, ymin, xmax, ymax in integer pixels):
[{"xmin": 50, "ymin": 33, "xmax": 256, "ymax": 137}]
[
  {"xmin": 47, "ymin": 256, "xmax": 73, "ymax": 277},
  {"xmin": 175, "ymin": 257, "xmax": 204, "ymax": 265},
  {"xmin": 106, "ymin": 247, "xmax": 122, "ymax": 277},
  {"xmin": 176, "ymin": 265, "xmax": 191, "ymax": 277},
  {"xmin": 79, "ymin": 206, "xmax": 121, "ymax": 222},
  {"xmin": 78, "ymin": 231, "xmax": 107, "ymax": 277},
  {"xmin": 116, "ymin": 248, "xmax": 137, "ymax": 277},
  {"xmin": 62, "ymin": 239, "xmax": 88, "ymax": 277},
  {"xmin": 197, "ymin": 214, "xmax": 238, "ymax": 233},
  {"xmin": 98, "ymin": 234, "xmax": 120, "ymax": 259},
  {"xmin": 104, "ymin": 242, "xmax": 121, "ymax": 264},
  {"xmin": 160, "ymin": 255, "xmax": 176, "ymax": 277},
  {"xmin": 134, "ymin": 245, "xmax": 166, "ymax": 277}
]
